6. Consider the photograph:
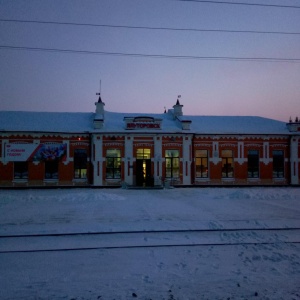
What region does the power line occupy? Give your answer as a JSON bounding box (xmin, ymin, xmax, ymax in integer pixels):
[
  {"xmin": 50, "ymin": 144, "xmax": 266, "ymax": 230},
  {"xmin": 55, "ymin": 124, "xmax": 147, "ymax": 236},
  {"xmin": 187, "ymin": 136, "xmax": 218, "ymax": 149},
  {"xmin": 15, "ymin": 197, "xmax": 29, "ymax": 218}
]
[
  {"xmin": 1, "ymin": 19, "xmax": 299, "ymax": 35},
  {"xmin": 170, "ymin": 0, "xmax": 300, "ymax": 9},
  {"xmin": 1, "ymin": 45, "xmax": 299, "ymax": 63}
]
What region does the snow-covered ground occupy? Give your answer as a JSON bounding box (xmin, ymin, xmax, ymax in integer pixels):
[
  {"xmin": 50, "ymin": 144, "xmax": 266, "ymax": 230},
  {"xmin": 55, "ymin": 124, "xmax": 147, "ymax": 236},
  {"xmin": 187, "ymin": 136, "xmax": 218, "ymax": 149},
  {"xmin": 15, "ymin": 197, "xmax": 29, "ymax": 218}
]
[{"xmin": 0, "ymin": 187, "xmax": 299, "ymax": 300}]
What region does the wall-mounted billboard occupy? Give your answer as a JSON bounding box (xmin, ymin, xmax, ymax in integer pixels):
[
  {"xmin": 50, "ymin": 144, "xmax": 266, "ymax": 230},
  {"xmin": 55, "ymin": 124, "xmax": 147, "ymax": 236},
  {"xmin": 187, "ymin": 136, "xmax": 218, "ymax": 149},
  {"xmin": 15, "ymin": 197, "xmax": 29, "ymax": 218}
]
[{"xmin": 5, "ymin": 143, "xmax": 67, "ymax": 162}]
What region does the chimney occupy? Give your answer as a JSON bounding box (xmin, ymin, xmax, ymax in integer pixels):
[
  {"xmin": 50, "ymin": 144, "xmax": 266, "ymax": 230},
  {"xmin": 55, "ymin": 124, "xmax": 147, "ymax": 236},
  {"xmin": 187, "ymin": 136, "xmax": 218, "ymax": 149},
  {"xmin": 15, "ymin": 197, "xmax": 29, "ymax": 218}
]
[
  {"xmin": 173, "ymin": 97, "xmax": 183, "ymax": 118},
  {"xmin": 95, "ymin": 95, "xmax": 105, "ymax": 115},
  {"xmin": 94, "ymin": 95, "xmax": 105, "ymax": 129}
]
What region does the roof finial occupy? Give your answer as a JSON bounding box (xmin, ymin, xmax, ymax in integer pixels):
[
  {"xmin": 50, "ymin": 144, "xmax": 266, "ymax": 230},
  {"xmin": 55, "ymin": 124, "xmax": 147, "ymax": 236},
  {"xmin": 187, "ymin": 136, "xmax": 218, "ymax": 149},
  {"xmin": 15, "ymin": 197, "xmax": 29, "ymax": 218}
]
[{"xmin": 176, "ymin": 95, "xmax": 181, "ymax": 105}]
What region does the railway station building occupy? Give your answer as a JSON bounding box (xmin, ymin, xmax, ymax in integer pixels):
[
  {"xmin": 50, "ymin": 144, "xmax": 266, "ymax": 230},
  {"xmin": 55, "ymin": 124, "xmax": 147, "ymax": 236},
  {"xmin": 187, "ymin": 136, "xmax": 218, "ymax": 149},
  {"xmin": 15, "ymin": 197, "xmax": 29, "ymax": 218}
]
[{"xmin": 0, "ymin": 96, "xmax": 299, "ymax": 187}]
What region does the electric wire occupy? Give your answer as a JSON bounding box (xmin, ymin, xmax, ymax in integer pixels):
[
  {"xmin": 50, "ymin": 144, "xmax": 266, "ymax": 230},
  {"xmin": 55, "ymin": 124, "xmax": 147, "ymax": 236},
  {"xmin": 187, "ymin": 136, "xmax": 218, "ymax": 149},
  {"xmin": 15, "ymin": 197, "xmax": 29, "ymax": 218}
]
[
  {"xmin": 0, "ymin": 45, "xmax": 299, "ymax": 63},
  {"xmin": 1, "ymin": 19, "xmax": 299, "ymax": 36},
  {"xmin": 169, "ymin": 0, "xmax": 300, "ymax": 9}
]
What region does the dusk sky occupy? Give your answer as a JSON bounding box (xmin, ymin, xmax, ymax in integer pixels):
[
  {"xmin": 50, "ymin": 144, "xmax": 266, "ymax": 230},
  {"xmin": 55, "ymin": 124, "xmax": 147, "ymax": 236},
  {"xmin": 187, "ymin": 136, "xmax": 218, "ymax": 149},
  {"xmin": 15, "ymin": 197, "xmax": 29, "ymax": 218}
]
[{"xmin": 0, "ymin": 0, "xmax": 299, "ymax": 122}]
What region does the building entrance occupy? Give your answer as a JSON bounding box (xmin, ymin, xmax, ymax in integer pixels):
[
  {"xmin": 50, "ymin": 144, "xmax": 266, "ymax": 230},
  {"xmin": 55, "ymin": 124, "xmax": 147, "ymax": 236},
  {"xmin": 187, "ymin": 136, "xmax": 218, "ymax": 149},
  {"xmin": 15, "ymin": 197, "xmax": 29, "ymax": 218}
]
[{"xmin": 136, "ymin": 148, "xmax": 153, "ymax": 186}]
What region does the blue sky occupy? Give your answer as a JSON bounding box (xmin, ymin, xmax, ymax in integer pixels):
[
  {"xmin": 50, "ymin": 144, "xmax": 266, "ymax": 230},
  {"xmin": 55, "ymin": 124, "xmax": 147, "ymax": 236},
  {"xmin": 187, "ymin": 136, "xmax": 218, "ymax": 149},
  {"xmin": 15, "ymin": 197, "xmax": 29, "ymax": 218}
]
[{"xmin": 0, "ymin": 0, "xmax": 299, "ymax": 122}]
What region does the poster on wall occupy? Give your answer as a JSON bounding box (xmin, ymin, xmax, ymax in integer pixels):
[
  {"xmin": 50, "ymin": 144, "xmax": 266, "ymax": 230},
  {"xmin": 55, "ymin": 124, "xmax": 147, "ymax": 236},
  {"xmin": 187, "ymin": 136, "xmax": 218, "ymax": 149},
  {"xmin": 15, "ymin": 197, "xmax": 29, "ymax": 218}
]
[{"xmin": 5, "ymin": 143, "xmax": 67, "ymax": 162}]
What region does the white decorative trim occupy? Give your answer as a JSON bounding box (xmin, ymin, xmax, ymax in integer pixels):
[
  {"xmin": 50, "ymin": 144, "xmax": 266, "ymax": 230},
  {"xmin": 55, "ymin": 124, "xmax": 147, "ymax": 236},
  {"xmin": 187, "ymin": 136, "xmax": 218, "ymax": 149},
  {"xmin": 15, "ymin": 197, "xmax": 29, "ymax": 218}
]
[
  {"xmin": 134, "ymin": 143, "xmax": 154, "ymax": 147},
  {"xmin": 262, "ymin": 142, "xmax": 270, "ymax": 165},
  {"xmin": 220, "ymin": 143, "xmax": 237, "ymax": 148},
  {"xmin": 105, "ymin": 179, "xmax": 122, "ymax": 185},
  {"xmin": 236, "ymin": 142, "xmax": 244, "ymax": 165},
  {"xmin": 222, "ymin": 178, "xmax": 235, "ymax": 182},
  {"xmin": 270, "ymin": 144, "xmax": 288, "ymax": 148},
  {"xmin": 104, "ymin": 142, "xmax": 124, "ymax": 147},
  {"xmin": 209, "ymin": 157, "xmax": 221, "ymax": 164},
  {"xmin": 43, "ymin": 142, "xmax": 62, "ymax": 145},
  {"xmin": 1, "ymin": 133, "xmax": 89, "ymax": 139},
  {"xmin": 210, "ymin": 141, "xmax": 220, "ymax": 165},
  {"xmin": 194, "ymin": 144, "xmax": 211, "ymax": 147},
  {"xmin": 163, "ymin": 143, "xmax": 182, "ymax": 147},
  {"xmin": 13, "ymin": 179, "xmax": 28, "ymax": 182},
  {"xmin": 195, "ymin": 178, "xmax": 210, "ymax": 182},
  {"xmin": 244, "ymin": 144, "xmax": 263, "ymax": 148},
  {"xmin": 72, "ymin": 179, "xmax": 88, "ymax": 184},
  {"xmin": 272, "ymin": 177, "xmax": 286, "ymax": 182},
  {"xmin": 163, "ymin": 135, "xmax": 181, "ymax": 139},
  {"xmin": 234, "ymin": 158, "xmax": 246, "ymax": 164},
  {"xmin": 43, "ymin": 179, "xmax": 59, "ymax": 183},
  {"xmin": 270, "ymin": 136, "xmax": 288, "ymax": 140},
  {"xmin": 247, "ymin": 178, "xmax": 261, "ymax": 183},
  {"xmin": 62, "ymin": 140, "xmax": 70, "ymax": 166},
  {"xmin": 71, "ymin": 142, "xmax": 89, "ymax": 146}
]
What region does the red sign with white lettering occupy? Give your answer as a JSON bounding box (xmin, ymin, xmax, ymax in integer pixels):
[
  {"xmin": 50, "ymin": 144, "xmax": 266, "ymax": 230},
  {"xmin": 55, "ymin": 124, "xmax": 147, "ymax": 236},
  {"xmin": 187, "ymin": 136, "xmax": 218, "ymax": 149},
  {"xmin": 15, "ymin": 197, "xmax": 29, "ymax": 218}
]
[{"xmin": 126, "ymin": 122, "xmax": 161, "ymax": 129}]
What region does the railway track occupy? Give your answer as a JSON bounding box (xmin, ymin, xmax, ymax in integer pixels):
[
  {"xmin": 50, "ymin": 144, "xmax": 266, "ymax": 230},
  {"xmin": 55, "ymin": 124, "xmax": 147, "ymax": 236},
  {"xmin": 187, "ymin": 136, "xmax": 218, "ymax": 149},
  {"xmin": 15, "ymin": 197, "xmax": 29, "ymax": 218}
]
[{"xmin": 1, "ymin": 227, "xmax": 299, "ymax": 253}]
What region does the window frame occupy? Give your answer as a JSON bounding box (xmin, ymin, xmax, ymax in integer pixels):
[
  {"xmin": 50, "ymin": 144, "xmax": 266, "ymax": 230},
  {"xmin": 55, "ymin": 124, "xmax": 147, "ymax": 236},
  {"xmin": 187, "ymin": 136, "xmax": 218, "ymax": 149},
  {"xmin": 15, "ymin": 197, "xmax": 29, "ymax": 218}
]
[
  {"xmin": 74, "ymin": 149, "xmax": 88, "ymax": 179},
  {"xmin": 45, "ymin": 160, "xmax": 59, "ymax": 179},
  {"xmin": 165, "ymin": 149, "xmax": 180, "ymax": 179},
  {"xmin": 195, "ymin": 149, "xmax": 208, "ymax": 178},
  {"xmin": 14, "ymin": 162, "xmax": 28, "ymax": 179},
  {"xmin": 273, "ymin": 150, "xmax": 284, "ymax": 178},
  {"xmin": 136, "ymin": 148, "xmax": 151, "ymax": 159},
  {"xmin": 106, "ymin": 149, "xmax": 121, "ymax": 179},
  {"xmin": 247, "ymin": 150, "xmax": 259, "ymax": 178},
  {"xmin": 221, "ymin": 149, "xmax": 234, "ymax": 178}
]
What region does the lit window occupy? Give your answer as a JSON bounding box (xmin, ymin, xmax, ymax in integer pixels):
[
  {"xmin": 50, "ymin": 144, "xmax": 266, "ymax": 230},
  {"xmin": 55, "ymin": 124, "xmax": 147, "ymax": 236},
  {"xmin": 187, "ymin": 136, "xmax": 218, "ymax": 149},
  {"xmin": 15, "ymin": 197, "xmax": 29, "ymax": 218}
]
[
  {"xmin": 136, "ymin": 148, "xmax": 151, "ymax": 159},
  {"xmin": 222, "ymin": 150, "xmax": 234, "ymax": 178},
  {"xmin": 195, "ymin": 150, "xmax": 208, "ymax": 178},
  {"xmin": 74, "ymin": 149, "xmax": 87, "ymax": 179},
  {"xmin": 106, "ymin": 149, "xmax": 121, "ymax": 179},
  {"xmin": 248, "ymin": 150, "xmax": 259, "ymax": 178},
  {"xmin": 165, "ymin": 150, "xmax": 180, "ymax": 178}
]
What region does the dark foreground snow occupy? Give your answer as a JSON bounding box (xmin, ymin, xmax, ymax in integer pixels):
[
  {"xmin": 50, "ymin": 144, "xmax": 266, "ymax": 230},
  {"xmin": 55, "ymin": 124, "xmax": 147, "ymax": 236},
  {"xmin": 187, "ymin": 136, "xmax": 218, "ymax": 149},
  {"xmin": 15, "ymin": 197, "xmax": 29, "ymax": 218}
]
[{"xmin": 0, "ymin": 187, "xmax": 299, "ymax": 300}]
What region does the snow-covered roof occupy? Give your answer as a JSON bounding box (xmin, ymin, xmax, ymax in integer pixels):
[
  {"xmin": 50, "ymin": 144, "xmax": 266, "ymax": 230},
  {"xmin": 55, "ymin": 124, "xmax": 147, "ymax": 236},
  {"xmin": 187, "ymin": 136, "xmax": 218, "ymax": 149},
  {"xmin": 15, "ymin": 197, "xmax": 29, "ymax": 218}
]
[
  {"xmin": 0, "ymin": 111, "xmax": 94, "ymax": 133},
  {"xmin": 0, "ymin": 110, "xmax": 290, "ymax": 135}
]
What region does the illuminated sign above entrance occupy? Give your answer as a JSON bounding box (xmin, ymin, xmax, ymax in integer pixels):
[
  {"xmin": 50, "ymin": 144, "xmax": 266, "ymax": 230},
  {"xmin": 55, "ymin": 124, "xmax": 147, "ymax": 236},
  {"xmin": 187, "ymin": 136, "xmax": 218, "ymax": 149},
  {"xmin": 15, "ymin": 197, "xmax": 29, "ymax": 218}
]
[{"xmin": 124, "ymin": 116, "xmax": 162, "ymax": 130}]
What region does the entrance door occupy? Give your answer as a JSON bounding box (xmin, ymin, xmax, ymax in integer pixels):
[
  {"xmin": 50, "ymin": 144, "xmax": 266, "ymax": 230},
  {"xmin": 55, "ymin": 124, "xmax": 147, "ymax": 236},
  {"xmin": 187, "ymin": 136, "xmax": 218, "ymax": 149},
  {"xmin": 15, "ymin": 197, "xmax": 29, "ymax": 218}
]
[
  {"xmin": 144, "ymin": 159, "xmax": 153, "ymax": 186},
  {"xmin": 136, "ymin": 159, "xmax": 144, "ymax": 186},
  {"xmin": 136, "ymin": 148, "xmax": 153, "ymax": 186},
  {"xmin": 136, "ymin": 159, "xmax": 152, "ymax": 186}
]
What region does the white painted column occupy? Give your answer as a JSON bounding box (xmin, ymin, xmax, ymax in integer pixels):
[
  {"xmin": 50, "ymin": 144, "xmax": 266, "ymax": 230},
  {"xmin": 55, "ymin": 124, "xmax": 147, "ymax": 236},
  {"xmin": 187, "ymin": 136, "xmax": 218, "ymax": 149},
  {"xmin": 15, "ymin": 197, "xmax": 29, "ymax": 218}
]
[
  {"xmin": 182, "ymin": 135, "xmax": 192, "ymax": 185},
  {"xmin": 262, "ymin": 141, "xmax": 270, "ymax": 165},
  {"xmin": 124, "ymin": 136, "xmax": 133, "ymax": 185},
  {"xmin": 62, "ymin": 140, "xmax": 70, "ymax": 166},
  {"xmin": 290, "ymin": 137, "xmax": 299, "ymax": 185},
  {"xmin": 92, "ymin": 135, "xmax": 103, "ymax": 186},
  {"xmin": 211, "ymin": 141, "xmax": 221, "ymax": 165},
  {"xmin": 237, "ymin": 141, "xmax": 245, "ymax": 165},
  {"xmin": 154, "ymin": 136, "xmax": 162, "ymax": 185}
]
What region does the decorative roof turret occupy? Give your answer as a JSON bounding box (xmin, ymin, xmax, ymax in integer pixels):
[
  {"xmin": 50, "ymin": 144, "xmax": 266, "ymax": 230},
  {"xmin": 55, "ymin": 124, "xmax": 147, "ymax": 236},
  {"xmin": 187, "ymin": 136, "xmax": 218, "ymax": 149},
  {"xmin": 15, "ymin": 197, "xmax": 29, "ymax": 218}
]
[
  {"xmin": 95, "ymin": 92, "xmax": 105, "ymax": 114},
  {"xmin": 173, "ymin": 95, "xmax": 183, "ymax": 118},
  {"xmin": 94, "ymin": 92, "xmax": 105, "ymax": 129},
  {"xmin": 286, "ymin": 116, "xmax": 300, "ymax": 132}
]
